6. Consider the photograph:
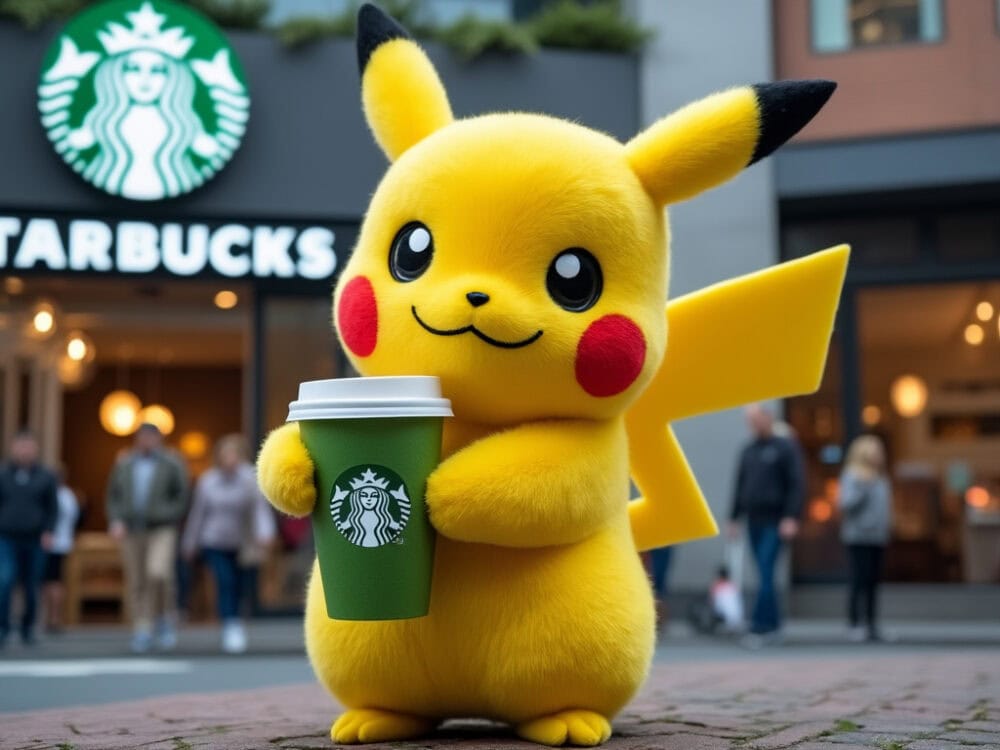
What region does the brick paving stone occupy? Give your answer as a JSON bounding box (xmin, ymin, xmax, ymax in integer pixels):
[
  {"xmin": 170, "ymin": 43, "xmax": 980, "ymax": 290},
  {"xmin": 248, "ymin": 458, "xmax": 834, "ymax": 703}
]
[
  {"xmin": 966, "ymin": 721, "xmax": 1000, "ymax": 733},
  {"xmin": 818, "ymin": 731, "xmax": 913, "ymax": 746},
  {"xmin": 3, "ymin": 651, "xmax": 999, "ymax": 749},
  {"xmin": 746, "ymin": 721, "xmax": 833, "ymax": 748},
  {"xmin": 937, "ymin": 728, "xmax": 1000, "ymax": 745}
]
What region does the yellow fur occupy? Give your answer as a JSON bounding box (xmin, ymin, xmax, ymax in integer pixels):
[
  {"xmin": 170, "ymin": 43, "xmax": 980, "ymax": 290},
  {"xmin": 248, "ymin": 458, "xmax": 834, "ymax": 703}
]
[
  {"xmin": 257, "ymin": 14, "xmax": 846, "ymax": 747},
  {"xmin": 257, "ymin": 422, "xmax": 315, "ymax": 517},
  {"xmin": 625, "ymin": 86, "xmax": 760, "ymax": 205},
  {"xmin": 362, "ymin": 38, "xmax": 453, "ymax": 161}
]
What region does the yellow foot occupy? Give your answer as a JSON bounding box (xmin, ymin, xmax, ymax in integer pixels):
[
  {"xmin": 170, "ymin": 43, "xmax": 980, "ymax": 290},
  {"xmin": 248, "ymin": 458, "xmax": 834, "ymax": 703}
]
[
  {"xmin": 330, "ymin": 708, "xmax": 434, "ymax": 744},
  {"xmin": 516, "ymin": 710, "xmax": 612, "ymax": 747}
]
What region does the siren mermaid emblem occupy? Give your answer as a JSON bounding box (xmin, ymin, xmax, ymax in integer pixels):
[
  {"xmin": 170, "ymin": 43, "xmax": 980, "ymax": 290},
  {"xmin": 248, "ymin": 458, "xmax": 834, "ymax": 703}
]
[
  {"xmin": 37, "ymin": 0, "xmax": 249, "ymax": 200},
  {"xmin": 331, "ymin": 466, "xmax": 411, "ymax": 548}
]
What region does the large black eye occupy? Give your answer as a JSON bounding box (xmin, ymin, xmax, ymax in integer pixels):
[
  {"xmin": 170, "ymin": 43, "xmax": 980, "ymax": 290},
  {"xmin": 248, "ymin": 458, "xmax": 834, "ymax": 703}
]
[
  {"xmin": 546, "ymin": 248, "xmax": 602, "ymax": 312},
  {"xmin": 389, "ymin": 222, "xmax": 433, "ymax": 282}
]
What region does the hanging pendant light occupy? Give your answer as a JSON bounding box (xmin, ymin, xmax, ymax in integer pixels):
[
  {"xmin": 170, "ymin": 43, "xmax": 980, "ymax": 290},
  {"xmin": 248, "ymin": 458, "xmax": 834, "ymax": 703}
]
[
  {"xmin": 137, "ymin": 404, "xmax": 175, "ymax": 436},
  {"xmin": 99, "ymin": 390, "xmax": 142, "ymax": 436},
  {"xmin": 25, "ymin": 299, "xmax": 59, "ymax": 340},
  {"xmin": 890, "ymin": 375, "xmax": 928, "ymax": 418}
]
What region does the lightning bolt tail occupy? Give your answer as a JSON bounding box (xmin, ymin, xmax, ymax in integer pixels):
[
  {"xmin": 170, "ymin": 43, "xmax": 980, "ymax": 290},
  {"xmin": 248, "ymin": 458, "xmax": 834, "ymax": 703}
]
[{"xmin": 627, "ymin": 244, "xmax": 850, "ymax": 552}]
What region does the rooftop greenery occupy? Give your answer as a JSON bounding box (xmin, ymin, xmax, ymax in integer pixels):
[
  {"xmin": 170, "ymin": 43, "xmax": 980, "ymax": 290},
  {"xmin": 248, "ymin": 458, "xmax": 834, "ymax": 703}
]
[{"xmin": 0, "ymin": 0, "xmax": 651, "ymax": 58}]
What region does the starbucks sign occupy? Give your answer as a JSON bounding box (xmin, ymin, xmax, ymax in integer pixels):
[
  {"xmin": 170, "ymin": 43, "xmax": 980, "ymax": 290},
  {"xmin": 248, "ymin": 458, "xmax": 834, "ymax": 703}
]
[{"xmin": 38, "ymin": 0, "xmax": 250, "ymax": 201}]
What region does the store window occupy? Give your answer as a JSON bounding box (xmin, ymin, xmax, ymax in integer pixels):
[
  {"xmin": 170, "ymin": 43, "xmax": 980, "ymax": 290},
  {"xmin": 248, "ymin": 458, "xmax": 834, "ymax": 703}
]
[
  {"xmin": 788, "ymin": 335, "xmax": 848, "ymax": 583},
  {"xmin": 811, "ymin": 0, "xmax": 943, "ymax": 53},
  {"xmin": 789, "ymin": 282, "xmax": 1000, "ymax": 584},
  {"xmin": 261, "ymin": 295, "xmax": 343, "ymax": 435}
]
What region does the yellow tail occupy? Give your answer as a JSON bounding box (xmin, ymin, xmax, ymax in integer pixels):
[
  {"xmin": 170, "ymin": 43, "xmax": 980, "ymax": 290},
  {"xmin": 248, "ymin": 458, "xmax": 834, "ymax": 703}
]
[{"xmin": 627, "ymin": 244, "xmax": 850, "ymax": 552}]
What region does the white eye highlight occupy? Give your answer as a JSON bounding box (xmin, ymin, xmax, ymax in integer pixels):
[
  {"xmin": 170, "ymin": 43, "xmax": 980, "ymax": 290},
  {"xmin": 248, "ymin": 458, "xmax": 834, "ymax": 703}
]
[
  {"xmin": 408, "ymin": 227, "xmax": 431, "ymax": 253},
  {"xmin": 555, "ymin": 253, "xmax": 581, "ymax": 279}
]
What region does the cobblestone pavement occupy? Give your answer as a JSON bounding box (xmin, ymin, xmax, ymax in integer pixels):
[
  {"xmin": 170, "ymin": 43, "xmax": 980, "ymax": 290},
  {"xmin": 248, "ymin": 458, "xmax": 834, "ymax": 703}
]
[{"xmin": 4, "ymin": 649, "xmax": 998, "ymax": 749}]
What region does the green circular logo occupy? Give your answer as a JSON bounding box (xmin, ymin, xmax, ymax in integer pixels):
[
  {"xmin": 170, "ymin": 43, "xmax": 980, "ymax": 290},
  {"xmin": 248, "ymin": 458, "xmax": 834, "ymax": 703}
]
[
  {"xmin": 330, "ymin": 465, "xmax": 412, "ymax": 548},
  {"xmin": 38, "ymin": 0, "xmax": 250, "ymax": 201}
]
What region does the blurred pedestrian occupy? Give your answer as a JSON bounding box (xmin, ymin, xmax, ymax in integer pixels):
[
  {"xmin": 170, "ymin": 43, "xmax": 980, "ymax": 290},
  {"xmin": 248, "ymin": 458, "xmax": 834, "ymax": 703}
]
[
  {"xmin": 106, "ymin": 423, "xmax": 189, "ymax": 653},
  {"xmin": 838, "ymin": 435, "xmax": 892, "ymax": 642},
  {"xmin": 42, "ymin": 466, "xmax": 79, "ymax": 633},
  {"xmin": 728, "ymin": 404, "xmax": 804, "ymax": 646},
  {"xmin": 182, "ymin": 435, "xmax": 273, "ymax": 653},
  {"xmin": 0, "ymin": 430, "xmax": 57, "ymax": 646}
]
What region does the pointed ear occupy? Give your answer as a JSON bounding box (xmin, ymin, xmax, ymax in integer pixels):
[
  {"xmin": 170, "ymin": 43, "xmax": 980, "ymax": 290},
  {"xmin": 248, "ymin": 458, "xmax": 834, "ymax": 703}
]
[
  {"xmin": 357, "ymin": 3, "xmax": 453, "ymax": 161},
  {"xmin": 625, "ymin": 80, "xmax": 835, "ymax": 206}
]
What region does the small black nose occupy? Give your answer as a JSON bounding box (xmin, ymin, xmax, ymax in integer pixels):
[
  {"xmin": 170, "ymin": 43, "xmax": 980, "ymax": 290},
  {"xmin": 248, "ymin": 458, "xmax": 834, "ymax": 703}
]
[{"xmin": 466, "ymin": 292, "xmax": 490, "ymax": 307}]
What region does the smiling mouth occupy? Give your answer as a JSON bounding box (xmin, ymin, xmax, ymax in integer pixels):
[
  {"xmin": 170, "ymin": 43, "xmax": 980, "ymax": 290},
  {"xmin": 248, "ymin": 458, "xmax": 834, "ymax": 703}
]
[{"xmin": 411, "ymin": 306, "xmax": 543, "ymax": 349}]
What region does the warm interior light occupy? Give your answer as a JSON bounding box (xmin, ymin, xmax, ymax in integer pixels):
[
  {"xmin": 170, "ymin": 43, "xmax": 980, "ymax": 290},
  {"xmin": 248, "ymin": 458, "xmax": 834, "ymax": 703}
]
[
  {"xmin": 138, "ymin": 404, "xmax": 175, "ymax": 436},
  {"xmin": 214, "ymin": 290, "xmax": 238, "ymax": 309},
  {"xmin": 965, "ymin": 486, "xmax": 990, "ymax": 509},
  {"xmin": 67, "ymin": 338, "xmax": 86, "ymax": 360},
  {"xmin": 823, "ymin": 478, "xmax": 839, "ymax": 500},
  {"xmin": 4, "ymin": 276, "xmax": 24, "ymax": 294},
  {"xmin": 33, "ymin": 308, "xmax": 54, "ymax": 334},
  {"xmin": 890, "ymin": 375, "xmax": 928, "ymax": 418},
  {"xmin": 964, "ymin": 323, "xmax": 984, "ymax": 346},
  {"xmin": 861, "ymin": 404, "xmax": 881, "ymax": 426},
  {"xmin": 976, "ymin": 301, "xmax": 994, "ymax": 322},
  {"xmin": 26, "ymin": 300, "xmax": 59, "ymax": 340},
  {"xmin": 179, "ymin": 431, "xmax": 209, "ymax": 460},
  {"xmin": 808, "ymin": 498, "xmax": 833, "ymax": 523},
  {"xmin": 56, "ymin": 354, "xmax": 94, "ymax": 389},
  {"xmin": 99, "ymin": 390, "xmax": 141, "ymax": 436}
]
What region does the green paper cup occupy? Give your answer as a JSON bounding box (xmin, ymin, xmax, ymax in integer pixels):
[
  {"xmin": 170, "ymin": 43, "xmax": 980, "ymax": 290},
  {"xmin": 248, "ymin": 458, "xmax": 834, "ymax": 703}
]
[{"xmin": 287, "ymin": 376, "xmax": 452, "ymax": 620}]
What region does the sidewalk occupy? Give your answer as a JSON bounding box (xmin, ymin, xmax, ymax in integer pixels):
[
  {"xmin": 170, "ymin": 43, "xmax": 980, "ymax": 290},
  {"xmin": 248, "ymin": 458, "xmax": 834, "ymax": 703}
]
[
  {"xmin": 4, "ymin": 648, "xmax": 999, "ymax": 749},
  {"xmin": 1, "ymin": 618, "xmax": 996, "ymax": 659}
]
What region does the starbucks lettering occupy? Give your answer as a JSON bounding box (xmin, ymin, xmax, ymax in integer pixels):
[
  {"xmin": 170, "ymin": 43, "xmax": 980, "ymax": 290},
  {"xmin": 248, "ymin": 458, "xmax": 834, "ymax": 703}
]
[{"xmin": 0, "ymin": 217, "xmax": 337, "ymax": 280}]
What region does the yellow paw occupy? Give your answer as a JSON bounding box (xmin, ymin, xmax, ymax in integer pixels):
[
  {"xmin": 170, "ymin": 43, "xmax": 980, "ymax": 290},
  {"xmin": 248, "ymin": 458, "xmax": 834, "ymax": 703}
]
[
  {"xmin": 256, "ymin": 422, "xmax": 316, "ymax": 517},
  {"xmin": 517, "ymin": 710, "xmax": 612, "ymax": 747},
  {"xmin": 330, "ymin": 708, "xmax": 434, "ymax": 744}
]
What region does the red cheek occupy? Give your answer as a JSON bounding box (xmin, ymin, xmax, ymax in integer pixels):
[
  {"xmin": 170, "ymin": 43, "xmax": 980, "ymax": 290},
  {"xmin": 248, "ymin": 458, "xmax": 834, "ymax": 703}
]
[
  {"xmin": 575, "ymin": 315, "xmax": 646, "ymax": 397},
  {"xmin": 337, "ymin": 276, "xmax": 378, "ymax": 357}
]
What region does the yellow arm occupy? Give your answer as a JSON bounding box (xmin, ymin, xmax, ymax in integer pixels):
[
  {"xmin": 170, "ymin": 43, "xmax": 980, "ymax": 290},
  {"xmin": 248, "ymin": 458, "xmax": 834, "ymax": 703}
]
[
  {"xmin": 627, "ymin": 244, "xmax": 850, "ymax": 551},
  {"xmin": 426, "ymin": 418, "xmax": 628, "ymax": 548}
]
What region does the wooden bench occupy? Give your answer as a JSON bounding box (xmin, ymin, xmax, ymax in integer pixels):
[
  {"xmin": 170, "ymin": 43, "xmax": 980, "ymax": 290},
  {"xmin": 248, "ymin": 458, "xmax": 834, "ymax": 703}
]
[{"xmin": 64, "ymin": 532, "xmax": 127, "ymax": 624}]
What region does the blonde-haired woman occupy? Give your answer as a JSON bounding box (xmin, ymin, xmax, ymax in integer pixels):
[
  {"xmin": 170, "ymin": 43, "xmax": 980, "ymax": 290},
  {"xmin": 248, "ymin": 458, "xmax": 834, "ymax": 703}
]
[
  {"xmin": 837, "ymin": 435, "xmax": 892, "ymax": 642},
  {"xmin": 182, "ymin": 435, "xmax": 274, "ymax": 653}
]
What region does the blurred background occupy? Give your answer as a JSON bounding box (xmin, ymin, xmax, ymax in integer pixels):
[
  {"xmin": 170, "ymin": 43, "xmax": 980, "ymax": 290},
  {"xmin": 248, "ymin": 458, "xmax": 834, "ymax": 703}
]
[{"xmin": 0, "ymin": 0, "xmax": 997, "ymax": 642}]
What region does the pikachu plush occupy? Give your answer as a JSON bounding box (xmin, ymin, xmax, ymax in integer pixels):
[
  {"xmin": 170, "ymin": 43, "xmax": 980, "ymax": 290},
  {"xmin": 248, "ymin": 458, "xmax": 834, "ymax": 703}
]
[{"xmin": 257, "ymin": 3, "xmax": 849, "ymax": 746}]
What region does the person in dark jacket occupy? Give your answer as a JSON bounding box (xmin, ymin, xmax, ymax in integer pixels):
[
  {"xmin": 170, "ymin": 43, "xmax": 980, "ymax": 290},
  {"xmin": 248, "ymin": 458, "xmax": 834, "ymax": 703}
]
[
  {"xmin": 0, "ymin": 430, "xmax": 57, "ymax": 646},
  {"xmin": 727, "ymin": 405, "xmax": 804, "ymax": 643},
  {"xmin": 106, "ymin": 423, "xmax": 189, "ymax": 653}
]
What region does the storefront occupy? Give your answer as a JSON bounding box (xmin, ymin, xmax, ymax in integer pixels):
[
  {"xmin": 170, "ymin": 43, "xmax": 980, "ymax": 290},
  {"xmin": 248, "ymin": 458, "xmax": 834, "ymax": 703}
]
[
  {"xmin": 0, "ymin": 1, "xmax": 639, "ymax": 617},
  {"xmin": 780, "ymin": 184, "xmax": 1000, "ymax": 590}
]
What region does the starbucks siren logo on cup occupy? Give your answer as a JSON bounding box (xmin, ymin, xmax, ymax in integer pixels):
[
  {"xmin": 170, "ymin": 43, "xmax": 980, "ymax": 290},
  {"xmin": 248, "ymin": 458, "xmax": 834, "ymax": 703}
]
[
  {"xmin": 37, "ymin": 0, "xmax": 249, "ymax": 201},
  {"xmin": 331, "ymin": 466, "xmax": 412, "ymax": 548}
]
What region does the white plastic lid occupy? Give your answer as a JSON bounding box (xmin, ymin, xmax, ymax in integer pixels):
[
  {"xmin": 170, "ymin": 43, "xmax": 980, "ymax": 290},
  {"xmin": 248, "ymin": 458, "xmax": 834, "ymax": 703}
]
[{"xmin": 286, "ymin": 376, "xmax": 453, "ymax": 421}]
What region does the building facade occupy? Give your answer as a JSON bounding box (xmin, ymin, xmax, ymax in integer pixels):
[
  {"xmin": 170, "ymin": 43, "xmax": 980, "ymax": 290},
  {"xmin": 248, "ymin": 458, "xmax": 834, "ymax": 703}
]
[
  {"xmin": 774, "ymin": 0, "xmax": 1000, "ymax": 613},
  {"xmin": 2, "ymin": 0, "xmax": 995, "ymax": 621},
  {"xmin": 0, "ymin": 0, "xmax": 639, "ymax": 615}
]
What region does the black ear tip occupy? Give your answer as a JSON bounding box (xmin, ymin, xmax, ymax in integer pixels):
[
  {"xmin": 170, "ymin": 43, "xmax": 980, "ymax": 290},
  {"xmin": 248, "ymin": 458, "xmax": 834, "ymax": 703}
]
[
  {"xmin": 749, "ymin": 79, "xmax": 837, "ymax": 165},
  {"xmin": 357, "ymin": 3, "xmax": 411, "ymax": 75}
]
